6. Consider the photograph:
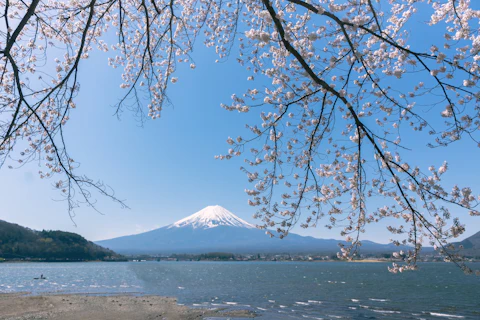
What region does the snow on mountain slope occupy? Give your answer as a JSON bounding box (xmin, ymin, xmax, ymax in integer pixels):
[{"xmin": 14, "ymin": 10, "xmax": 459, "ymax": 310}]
[{"xmin": 167, "ymin": 205, "xmax": 255, "ymax": 229}]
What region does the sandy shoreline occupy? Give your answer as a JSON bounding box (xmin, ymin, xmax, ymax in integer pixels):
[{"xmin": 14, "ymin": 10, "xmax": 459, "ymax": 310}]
[{"xmin": 0, "ymin": 293, "xmax": 255, "ymax": 320}]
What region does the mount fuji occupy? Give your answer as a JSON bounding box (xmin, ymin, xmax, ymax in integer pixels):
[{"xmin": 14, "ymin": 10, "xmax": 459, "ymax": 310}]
[{"xmin": 96, "ymin": 205, "xmax": 402, "ymax": 255}]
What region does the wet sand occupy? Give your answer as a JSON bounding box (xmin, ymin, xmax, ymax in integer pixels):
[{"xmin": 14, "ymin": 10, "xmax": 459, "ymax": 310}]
[{"xmin": 0, "ymin": 293, "xmax": 255, "ymax": 320}]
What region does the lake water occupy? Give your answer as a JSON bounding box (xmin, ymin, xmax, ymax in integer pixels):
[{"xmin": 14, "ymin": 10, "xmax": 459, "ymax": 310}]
[{"xmin": 0, "ymin": 261, "xmax": 479, "ymax": 319}]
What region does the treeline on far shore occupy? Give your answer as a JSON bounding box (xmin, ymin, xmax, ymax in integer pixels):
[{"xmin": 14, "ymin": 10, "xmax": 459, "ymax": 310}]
[{"xmin": 125, "ymin": 252, "xmax": 480, "ymax": 263}]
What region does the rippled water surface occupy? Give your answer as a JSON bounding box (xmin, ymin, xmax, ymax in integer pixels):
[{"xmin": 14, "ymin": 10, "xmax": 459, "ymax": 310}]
[{"xmin": 1, "ymin": 261, "xmax": 479, "ymax": 319}]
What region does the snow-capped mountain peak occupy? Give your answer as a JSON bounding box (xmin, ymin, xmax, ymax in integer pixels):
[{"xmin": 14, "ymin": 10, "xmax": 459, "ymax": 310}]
[{"xmin": 168, "ymin": 205, "xmax": 255, "ymax": 229}]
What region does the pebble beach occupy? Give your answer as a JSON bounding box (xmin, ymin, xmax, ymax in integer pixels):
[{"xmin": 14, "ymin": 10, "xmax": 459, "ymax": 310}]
[{"xmin": 0, "ymin": 293, "xmax": 255, "ymax": 320}]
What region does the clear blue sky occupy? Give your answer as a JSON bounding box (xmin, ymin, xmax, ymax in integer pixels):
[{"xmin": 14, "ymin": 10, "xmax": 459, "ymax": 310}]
[{"xmin": 1, "ymin": 4, "xmax": 479, "ymax": 243}]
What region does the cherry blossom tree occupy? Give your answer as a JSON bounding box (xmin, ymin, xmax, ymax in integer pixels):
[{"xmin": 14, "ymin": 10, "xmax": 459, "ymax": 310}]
[{"xmin": 1, "ymin": 0, "xmax": 479, "ymax": 273}]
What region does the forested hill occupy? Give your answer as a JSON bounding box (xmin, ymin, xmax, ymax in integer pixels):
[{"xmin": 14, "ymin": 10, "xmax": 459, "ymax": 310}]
[
  {"xmin": 453, "ymin": 231, "xmax": 480, "ymax": 258},
  {"xmin": 0, "ymin": 220, "xmax": 122, "ymax": 261}
]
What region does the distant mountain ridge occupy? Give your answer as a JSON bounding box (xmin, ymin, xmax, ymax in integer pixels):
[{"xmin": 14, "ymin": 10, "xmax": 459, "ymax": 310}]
[
  {"xmin": 0, "ymin": 220, "xmax": 120, "ymax": 261},
  {"xmin": 453, "ymin": 231, "xmax": 480, "ymax": 257},
  {"xmin": 96, "ymin": 205, "xmax": 410, "ymax": 255}
]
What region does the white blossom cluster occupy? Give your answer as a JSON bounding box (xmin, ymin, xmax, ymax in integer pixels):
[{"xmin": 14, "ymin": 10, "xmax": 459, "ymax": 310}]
[{"xmin": 217, "ymin": 0, "xmax": 480, "ymax": 273}]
